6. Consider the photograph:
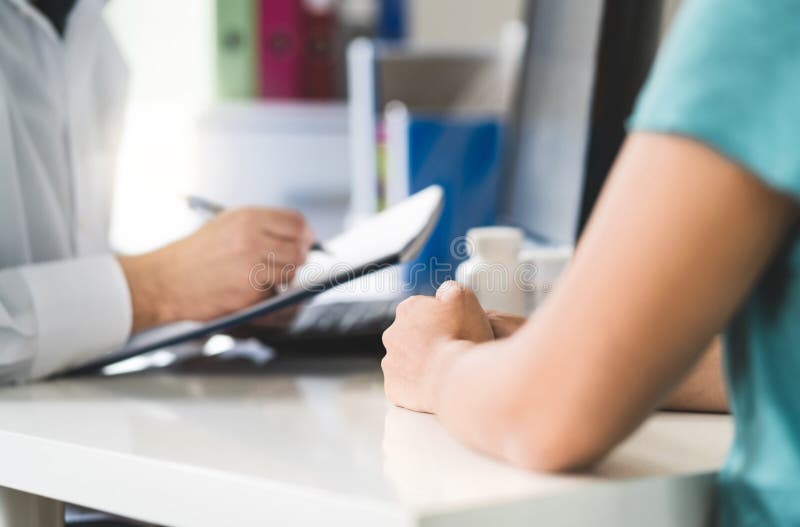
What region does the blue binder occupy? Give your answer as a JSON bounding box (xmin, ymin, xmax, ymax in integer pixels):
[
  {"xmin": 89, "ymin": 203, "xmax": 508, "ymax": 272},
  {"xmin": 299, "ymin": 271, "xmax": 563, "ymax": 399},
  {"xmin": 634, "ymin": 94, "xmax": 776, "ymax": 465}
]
[
  {"xmin": 377, "ymin": 0, "xmax": 408, "ymax": 42},
  {"xmin": 401, "ymin": 116, "xmax": 504, "ymax": 290}
]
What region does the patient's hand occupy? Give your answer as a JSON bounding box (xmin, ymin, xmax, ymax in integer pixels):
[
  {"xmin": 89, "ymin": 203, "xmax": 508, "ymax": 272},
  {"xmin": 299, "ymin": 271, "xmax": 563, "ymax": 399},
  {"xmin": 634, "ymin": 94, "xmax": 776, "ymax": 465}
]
[
  {"xmin": 486, "ymin": 311, "xmax": 527, "ymax": 339},
  {"xmin": 381, "ymin": 281, "xmax": 494, "ymax": 413}
]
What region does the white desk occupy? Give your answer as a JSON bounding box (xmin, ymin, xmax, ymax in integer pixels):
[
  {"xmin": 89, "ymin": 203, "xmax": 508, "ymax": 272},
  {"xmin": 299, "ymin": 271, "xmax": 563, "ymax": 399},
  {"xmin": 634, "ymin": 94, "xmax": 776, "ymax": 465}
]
[{"xmin": 0, "ymin": 358, "xmax": 732, "ymax": 527}]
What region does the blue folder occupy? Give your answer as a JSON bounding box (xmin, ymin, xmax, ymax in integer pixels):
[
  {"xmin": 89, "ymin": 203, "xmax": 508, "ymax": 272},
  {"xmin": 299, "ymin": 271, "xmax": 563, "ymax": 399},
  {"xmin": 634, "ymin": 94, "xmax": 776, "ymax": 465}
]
[{"xmin": 401, "ymin": 116, "xmax": 504, "ymax": 290}]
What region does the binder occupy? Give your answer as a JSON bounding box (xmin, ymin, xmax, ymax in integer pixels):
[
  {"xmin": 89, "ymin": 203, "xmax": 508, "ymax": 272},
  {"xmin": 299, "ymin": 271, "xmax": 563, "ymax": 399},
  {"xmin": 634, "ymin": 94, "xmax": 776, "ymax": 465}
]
[
  {"xmin": 346, "ymin": 39, "xmax": 510, "ymax": 222},
  {"xmin": 377, "ymin": 0, "xmax": 407, "ymax": 42},
  {"xmin": 258, "ymin": 0, "xmax": 304, "ymax": 98},
  {"xmin": 216, "ymin": 0, "xmax": 258, "ymax": 99},
  {"xmin": 300, "ymin": 1, "xmax": 338, "ymax": 99},
  {"xmin": 385, "ymin": 102, "xmax": 503, "ymax": 285}
]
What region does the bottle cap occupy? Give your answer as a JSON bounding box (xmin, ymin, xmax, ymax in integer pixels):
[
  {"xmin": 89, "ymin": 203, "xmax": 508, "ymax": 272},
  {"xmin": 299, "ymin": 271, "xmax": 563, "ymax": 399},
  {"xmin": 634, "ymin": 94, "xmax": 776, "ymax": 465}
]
[{"xmin": 466, "ymin": 226, "xmax": 523, "ymax": 257}]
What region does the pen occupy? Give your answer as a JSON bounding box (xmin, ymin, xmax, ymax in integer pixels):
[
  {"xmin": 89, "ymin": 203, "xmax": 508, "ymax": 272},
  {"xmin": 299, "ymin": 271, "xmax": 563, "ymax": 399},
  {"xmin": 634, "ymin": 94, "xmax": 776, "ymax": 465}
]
[{"xmin": 185, "ymin": 195, "xmax": 327, "ymax": 253}]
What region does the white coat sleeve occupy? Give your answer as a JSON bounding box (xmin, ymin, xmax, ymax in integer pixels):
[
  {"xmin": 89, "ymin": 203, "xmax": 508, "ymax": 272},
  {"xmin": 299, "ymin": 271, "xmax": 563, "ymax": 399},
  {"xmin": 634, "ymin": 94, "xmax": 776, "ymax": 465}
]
[
  {"xmin": 0, "ymin": 63, "xmax": 132, "ymax": 383},
  {"xmin": 0, "ymin": 256, "xmax": 133, "ymax": 382}
]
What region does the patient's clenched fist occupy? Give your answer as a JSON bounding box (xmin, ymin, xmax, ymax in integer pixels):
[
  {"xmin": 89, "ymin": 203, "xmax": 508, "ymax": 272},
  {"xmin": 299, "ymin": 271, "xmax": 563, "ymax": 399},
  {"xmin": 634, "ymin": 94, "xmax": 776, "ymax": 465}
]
[{"xmin": 381, "ymin": 282, "xmax": 494, "ymax": 413}]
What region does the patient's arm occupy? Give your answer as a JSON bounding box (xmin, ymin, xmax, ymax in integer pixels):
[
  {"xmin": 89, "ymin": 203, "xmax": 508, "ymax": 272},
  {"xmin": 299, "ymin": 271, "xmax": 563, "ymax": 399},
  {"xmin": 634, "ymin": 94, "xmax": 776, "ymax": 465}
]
[
  {"xmin": 435, "ymin": 134, "xmax": 795, "ymax": 470},
  {"xmin": 661, "ymin": 336, "xmax": 728, "ymax": 413},
  {"xmin": 488, "ymin": 312, "xmax": 729, "ymax": 413},
  {"xmin": 486, "ymin": 311, "xmax": 527, "ymax": 339},
  {"xmin": 382, "ymin": 133, "xmax": 798, "ymax": 471}
]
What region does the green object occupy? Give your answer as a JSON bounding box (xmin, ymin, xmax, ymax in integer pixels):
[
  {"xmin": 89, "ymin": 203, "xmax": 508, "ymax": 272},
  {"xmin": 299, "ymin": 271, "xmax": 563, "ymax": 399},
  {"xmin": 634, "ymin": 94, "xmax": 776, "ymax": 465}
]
[
  {"xmin": 629, "ymin": 0, "xmax": 800, "ymax": 525},
  {"xmin": 216, "ymin": 0, "xmax": 257, "ymax": 99}
]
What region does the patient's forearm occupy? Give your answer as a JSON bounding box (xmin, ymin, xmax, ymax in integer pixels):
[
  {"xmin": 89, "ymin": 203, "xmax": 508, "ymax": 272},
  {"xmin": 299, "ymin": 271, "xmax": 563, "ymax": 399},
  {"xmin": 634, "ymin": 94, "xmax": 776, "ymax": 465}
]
[
  {"xmin": 487, "ymin": 311, "xmax": 730, "ymax": 414},
  {"xmin": 661, "ymin": 336, "xmax": 728, "ymax": 413}
]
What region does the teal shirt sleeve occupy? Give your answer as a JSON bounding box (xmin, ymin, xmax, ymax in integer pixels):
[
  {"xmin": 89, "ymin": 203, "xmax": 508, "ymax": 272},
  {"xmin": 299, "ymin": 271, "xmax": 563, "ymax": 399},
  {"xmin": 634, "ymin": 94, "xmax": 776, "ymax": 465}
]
[{"xmin": 629, "ymin": 0, "xmax": 800, "ymax": 200}]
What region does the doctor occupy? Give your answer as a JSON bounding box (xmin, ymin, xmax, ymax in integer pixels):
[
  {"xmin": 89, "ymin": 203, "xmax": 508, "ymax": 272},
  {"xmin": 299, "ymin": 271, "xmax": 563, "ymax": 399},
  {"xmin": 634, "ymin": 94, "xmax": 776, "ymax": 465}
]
[{"xmin": 0, "ymin": 0, "xmax": 314, "ymax": 382}]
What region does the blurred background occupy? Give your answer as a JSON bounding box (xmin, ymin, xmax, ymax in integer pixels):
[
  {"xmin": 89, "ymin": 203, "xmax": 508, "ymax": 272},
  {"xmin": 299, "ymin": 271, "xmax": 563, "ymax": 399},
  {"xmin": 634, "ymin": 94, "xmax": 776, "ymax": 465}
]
[
  {"xmin": 107, "ymin": 0, "xmax": 683, "ymax": 282},
  {"xmin": 105, "ymin": 0, "xmax": 526, "ymax": 255}
]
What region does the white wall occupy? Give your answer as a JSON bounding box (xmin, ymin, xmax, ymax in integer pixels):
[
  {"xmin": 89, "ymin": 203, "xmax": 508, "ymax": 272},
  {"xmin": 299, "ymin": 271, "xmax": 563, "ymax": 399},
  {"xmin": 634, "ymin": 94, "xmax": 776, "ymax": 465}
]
[
  {"xmin": 409, "ymin": 0, "xmax": 525, "ymax": 47},
  {"xmin": 104, "ymin": 0, "xmax": 215, "ymax": 253},
  {"xmin": 104, "ymin": 0, "xmax": 215, "ymax": 106}
]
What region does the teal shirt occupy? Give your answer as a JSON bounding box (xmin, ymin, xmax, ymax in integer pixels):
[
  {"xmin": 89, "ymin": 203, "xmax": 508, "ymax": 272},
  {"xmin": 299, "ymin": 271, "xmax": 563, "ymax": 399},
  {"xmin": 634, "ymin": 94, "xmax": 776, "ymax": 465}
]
[{"xmin": 629, "ymin": 0, "xmax": 800, "ymax": 525}]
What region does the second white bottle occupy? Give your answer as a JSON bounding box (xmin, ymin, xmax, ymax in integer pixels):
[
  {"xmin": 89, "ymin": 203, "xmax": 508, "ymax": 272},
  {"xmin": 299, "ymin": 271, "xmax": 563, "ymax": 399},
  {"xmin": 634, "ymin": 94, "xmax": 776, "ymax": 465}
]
[{"xmin": 455, "ymin": 226, "xmax": 525, "ymax": 316}]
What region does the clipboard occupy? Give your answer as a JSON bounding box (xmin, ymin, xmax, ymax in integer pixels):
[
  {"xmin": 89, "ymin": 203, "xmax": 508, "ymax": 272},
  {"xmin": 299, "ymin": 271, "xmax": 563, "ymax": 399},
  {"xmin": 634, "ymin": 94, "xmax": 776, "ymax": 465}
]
[{"xmin": 64, "ymin": 185, "xmax": 444, "ymax": 376}]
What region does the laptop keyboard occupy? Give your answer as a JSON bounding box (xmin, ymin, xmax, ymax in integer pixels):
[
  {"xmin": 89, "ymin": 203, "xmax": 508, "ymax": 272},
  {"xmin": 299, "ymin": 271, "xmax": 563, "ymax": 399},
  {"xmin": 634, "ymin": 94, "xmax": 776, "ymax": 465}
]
[{"xmin": 286, "ymin": 298, "xmax": 403, "ymax": 338}]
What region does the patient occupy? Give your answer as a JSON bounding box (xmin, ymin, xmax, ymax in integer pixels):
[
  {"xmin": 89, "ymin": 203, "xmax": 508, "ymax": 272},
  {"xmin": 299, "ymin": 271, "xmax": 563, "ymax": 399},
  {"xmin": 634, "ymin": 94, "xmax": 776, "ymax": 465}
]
[{"xmin": 381, "ymin": 1, "xmax": 800, "ymax": 525}]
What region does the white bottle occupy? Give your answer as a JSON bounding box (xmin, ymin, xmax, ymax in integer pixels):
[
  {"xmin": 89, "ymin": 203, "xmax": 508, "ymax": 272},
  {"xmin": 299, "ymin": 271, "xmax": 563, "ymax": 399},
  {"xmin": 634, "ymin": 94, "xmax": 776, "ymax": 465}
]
[
  {"xmin": 518, "ymin": 245, "xmax": 573, "ymax": 314},
  {"xmin": 456, "ymin": 227, "xmax": 525, "ymax": 316}
]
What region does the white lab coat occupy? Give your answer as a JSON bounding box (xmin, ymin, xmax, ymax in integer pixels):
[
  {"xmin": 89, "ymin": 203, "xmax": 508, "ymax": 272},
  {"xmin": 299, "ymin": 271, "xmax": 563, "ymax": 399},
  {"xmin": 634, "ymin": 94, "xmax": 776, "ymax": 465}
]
[{"xmin": 0, "ymin": 0, "xmax": 132, "ymax": 382}]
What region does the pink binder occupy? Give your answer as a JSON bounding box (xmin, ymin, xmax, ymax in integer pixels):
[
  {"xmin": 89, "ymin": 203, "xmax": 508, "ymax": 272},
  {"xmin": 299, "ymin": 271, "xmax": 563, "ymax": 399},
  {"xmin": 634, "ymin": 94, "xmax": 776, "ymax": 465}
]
[{"xmin": 258, "ymin": 0, "xmax": 304, "ymax": 98}]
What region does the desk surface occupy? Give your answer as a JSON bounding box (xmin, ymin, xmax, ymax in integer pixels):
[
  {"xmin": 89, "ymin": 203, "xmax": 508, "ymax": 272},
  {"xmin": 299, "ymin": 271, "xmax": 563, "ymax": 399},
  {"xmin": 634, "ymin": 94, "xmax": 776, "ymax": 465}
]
[{"xmin": 0, "ymin": 355, "xmax": 732, "ymax": 527}]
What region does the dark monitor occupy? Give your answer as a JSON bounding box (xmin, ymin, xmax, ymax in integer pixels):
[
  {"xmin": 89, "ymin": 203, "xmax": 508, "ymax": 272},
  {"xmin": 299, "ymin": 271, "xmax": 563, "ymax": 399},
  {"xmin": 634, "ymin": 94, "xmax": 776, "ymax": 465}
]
[{"xmin": 498, "ymin": 0, "xmax": 665, "ymax": 245}]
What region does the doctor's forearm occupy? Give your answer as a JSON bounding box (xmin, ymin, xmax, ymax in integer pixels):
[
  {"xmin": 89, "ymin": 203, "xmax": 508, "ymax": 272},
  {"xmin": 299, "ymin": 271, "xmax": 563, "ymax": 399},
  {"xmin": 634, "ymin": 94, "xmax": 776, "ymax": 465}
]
[
  {"xmin": 118, "ymin": 253, "xmax": 174, "ymax": 333},
  {"xmin": 116, "ymin": 207, "xmax": 314, "ymax": 334}
]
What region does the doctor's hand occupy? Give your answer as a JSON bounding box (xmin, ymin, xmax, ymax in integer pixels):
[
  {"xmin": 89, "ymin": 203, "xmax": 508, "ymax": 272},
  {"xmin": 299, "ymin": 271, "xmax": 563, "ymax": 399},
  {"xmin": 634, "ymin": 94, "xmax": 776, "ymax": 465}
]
[
  {"xmin": 119, "ymin": 207, "xmax": 314, "ymax": 332},
  {"xmin": 381, "ymin": 281, "xmax": 494, "ymax": 414}
]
